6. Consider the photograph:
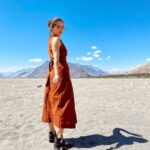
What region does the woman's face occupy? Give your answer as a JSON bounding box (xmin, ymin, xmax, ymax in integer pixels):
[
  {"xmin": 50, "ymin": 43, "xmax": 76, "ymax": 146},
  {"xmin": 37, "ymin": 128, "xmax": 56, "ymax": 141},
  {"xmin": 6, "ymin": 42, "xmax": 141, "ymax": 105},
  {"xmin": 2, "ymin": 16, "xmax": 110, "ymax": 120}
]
[{"xmin": 51, "ymin": 21, "xmax": 64, "ymax": 37}]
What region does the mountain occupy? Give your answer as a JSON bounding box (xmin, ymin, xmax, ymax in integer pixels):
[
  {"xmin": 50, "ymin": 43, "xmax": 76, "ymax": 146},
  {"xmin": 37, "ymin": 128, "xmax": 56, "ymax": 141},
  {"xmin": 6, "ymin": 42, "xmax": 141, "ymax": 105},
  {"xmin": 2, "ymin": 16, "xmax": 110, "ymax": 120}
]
[
  {"xmin": 0, "ymin": 61, "xmax": 108, "ymax": 78},
  {"xmin": 28, "ymin": 60, "xmax": 49, "ymax": 78},
  {"xmin": 28, "ymin": 61, "xmax": 108, "ymax": 78},
  {"xmin": 0, "ymin": 72, "xmax": 11, "ymax": 77},
  {"xmin": 0, "ymin": 68, "xmax": 34, "ymax": 78},
  {"xmin": 0, "ymin": 68, "xmax": 34, "ymax": 77},
  {"xmin": 2, "ymin": 61, "xmax": 150, "ymax": 78},
  {"xmin": 0, "ymin": 74, "xmax": 3, "ymax": 77},
  {"xmin": 125, "ymin": 62, "xmax": 150, "ymax": 74},
  {"xmin": 68, "ymin": 62, "xmax": 108, "ymax": 77}
]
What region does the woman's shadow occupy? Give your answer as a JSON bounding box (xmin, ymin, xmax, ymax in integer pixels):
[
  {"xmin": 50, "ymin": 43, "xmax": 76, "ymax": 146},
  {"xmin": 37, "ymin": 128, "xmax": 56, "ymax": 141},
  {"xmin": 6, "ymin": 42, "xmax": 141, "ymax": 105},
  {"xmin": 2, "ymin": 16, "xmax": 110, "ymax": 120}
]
[{"xmin": 65, "ymin": 127, "xmax": 148, "ymax": 150}]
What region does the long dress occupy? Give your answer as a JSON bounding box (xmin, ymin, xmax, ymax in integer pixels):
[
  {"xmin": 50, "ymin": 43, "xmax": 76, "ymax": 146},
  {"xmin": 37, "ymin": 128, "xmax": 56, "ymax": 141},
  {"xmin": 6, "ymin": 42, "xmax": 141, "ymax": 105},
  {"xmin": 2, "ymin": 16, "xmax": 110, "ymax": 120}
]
[{"xmin": 41, "ymin": 36, "xmax": 77, "ymax": 128}]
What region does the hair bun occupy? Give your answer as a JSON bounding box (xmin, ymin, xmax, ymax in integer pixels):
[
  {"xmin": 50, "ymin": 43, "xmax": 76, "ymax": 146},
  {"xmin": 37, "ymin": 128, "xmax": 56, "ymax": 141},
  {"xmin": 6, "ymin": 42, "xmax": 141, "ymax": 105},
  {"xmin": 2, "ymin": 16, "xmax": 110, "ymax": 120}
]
[{"xmin": 47, "ymin": 18, "xmax": 63, "ymax": 30}]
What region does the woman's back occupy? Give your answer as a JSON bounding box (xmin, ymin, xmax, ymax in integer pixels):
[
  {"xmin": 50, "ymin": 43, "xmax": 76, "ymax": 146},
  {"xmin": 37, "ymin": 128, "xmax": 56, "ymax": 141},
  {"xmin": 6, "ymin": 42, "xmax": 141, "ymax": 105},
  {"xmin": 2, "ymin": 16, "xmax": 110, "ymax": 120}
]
[{"xmin": 48, "ymin": 36, "xmax": 68, "ymax": 66}]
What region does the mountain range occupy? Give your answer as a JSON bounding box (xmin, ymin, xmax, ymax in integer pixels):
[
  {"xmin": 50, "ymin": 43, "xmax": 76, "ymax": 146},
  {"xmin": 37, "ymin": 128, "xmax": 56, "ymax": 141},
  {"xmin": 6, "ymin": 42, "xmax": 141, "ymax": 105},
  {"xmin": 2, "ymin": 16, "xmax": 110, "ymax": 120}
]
[
  {"xmin": 1, "ymin": 61, "xmax": 150, "ymax": 78},
  {"xmin": 0, "ymin": 61, "xmax": 108, "ymax": 78}
]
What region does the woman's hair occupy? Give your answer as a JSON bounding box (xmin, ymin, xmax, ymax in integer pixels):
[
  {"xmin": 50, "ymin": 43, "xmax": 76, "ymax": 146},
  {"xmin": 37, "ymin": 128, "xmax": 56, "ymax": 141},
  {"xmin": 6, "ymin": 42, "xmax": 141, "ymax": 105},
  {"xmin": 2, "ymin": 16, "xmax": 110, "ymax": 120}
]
[{"xmin": 48, "ymin": 17, "xmax": 64, "ymax": 30}]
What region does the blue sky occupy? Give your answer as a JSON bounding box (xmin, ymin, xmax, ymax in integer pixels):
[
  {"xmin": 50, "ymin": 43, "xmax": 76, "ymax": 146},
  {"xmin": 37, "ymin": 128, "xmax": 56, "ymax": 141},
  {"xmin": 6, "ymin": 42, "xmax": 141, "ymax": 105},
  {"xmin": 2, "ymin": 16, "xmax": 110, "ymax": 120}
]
[{"xmin": 0, "ymin": 0, "xmax": 150, "ymax": 73}]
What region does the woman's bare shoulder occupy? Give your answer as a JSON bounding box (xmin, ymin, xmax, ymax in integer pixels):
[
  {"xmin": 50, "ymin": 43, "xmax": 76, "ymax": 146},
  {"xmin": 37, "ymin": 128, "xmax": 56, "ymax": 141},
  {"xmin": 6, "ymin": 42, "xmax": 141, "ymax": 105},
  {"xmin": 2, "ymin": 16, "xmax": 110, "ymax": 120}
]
[{"xmin": 51, "ymin": 36, "xmax": 61, "ymax": 47}]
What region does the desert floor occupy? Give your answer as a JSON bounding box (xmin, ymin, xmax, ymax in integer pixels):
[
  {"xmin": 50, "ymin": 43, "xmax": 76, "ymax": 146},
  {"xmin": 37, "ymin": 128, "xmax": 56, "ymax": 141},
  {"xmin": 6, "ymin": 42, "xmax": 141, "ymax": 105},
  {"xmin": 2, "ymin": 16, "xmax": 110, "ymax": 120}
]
[{"xmin": 0, "ymin": 78, "xmax": 149, "ymax": 150}]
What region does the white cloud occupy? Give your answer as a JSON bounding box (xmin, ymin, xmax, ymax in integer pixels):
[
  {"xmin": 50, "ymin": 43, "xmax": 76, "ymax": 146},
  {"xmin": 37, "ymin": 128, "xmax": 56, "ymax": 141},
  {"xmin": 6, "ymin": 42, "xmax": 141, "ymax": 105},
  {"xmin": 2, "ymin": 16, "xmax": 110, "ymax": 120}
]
[
  {"xmin": 105, "ymin": 56, "xmax": 111, "ymax": 60},
  {"xmin": 93, "ymin": 53, "xmax": 100, "ymax": 57},
  {"xmin": 81, "ymin": 56, "xmax": 93, "ymax": 61},
  {"xmin": 91, "ymin": 45, "xmax": 97, "ymax": 50},
  {"xmin": 94, "ymin": 50, "xmax": 101, "ymax": 54},
  {"xmin": 28, "ymin": 58, "xmax": 43, "ymax": 63},
  {"xmin": 92, "ymin": 50, "xmax": 102, "ymax": 58},
  {"xmin": 0, "ymin": 65, "xmax": 39, "ymax": 73},
  {"xmin": 146, "ymin": 58, "xmax": 150, "ymax": 61},
  {"xmin": 0, "ymin": 66, "xmax": 23, "ymax": 73},
  {"xmin": 75, "ymin": 46, "xmax": 102, "ymax": 61},
  {"xmin": 98, "ymin": 58, "xmax": 103, "ymax": 61},
  {"xmin": 87, "ymin": 52, "xmax": 92, "ymax": 55},
  {"xmin": 75, "ymin": 57, "xmax": 80, "ymax": 60},
  {"xmin": 110, "ymin": 67, "xmax": 120, "ymax": 72},
  {"xmin": 0, "ymin": 66, "xmax": 20, "ymax": 73}
]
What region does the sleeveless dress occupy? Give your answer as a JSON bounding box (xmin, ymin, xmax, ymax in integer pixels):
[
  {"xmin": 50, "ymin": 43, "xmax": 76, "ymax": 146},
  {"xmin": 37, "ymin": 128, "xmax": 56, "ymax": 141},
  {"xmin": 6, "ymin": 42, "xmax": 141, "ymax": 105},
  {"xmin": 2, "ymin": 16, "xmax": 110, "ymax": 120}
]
[{"xmin": 41, "ymin": 36, "xmax": 77, "ymax": 128}]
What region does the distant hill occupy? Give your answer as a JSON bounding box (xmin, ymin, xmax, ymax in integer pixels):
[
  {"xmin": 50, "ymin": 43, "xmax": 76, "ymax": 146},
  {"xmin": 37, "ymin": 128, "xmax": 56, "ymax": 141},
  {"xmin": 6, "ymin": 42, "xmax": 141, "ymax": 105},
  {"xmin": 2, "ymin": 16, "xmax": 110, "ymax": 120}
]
[
  {"xmin": 28, "ymin": 60, "xmax": 49, "ymax": 78},
  {"xmin": 68, "ymin": 62, "xmax": 108, "ymax": 77},
  {"xmin": 125, "ymin": 62, "xmax": 150, "ymax": 74},
  {"xmin": 0, "ymin": 61, "xmax": 108, "ymax": 78},
  {"xmin": 28, "ymin": 61, "xmax": 108, "ymax": 78},
  {"xmin": 2, "ymin": 61, "xmax": 150, "ymax": 78},
  {"xmin": 0, "ymin": 68, "xmax": 34, "ymax": 78}
]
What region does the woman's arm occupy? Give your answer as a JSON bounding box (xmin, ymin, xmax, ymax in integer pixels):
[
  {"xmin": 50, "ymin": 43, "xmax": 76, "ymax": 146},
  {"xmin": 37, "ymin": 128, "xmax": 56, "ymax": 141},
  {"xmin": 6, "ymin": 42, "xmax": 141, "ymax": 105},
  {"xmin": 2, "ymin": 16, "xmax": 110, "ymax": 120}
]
[{"xmin": 51, "ymin": 37, "xmax": 61, "ymax": 82}]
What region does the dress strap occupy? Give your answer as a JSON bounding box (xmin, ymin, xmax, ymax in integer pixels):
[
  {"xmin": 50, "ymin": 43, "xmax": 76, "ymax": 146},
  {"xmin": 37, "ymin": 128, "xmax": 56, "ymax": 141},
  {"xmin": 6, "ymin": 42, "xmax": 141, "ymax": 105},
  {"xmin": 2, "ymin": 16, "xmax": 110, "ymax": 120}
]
[{"xmin": 60, "ymin": 39, "xmax": 63, "ymax": 45}]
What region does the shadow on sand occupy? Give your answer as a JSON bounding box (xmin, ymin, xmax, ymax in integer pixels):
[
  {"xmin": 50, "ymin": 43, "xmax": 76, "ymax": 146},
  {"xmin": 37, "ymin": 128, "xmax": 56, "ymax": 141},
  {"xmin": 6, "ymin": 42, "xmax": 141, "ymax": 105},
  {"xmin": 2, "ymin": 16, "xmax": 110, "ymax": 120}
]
[{"xmin": 65, "ymin": 127, "xmax": 148, "ymax": 150}]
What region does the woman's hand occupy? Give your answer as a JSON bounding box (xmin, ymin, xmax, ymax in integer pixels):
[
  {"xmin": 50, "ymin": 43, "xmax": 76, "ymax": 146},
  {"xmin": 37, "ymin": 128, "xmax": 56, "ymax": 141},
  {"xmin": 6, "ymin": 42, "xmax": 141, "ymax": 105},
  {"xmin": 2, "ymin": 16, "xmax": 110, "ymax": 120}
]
[{"xmin": 52, "ymin": 74, "xmax": 60, "ymax": 84}]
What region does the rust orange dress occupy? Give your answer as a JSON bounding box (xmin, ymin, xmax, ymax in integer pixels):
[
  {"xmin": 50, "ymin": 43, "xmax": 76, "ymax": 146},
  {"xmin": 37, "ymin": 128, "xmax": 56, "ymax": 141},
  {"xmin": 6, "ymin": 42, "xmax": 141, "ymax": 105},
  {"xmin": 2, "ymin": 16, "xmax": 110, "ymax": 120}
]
[{"xmin": 41, "ymin": 36, "xmax": 77, "ymax": 128}]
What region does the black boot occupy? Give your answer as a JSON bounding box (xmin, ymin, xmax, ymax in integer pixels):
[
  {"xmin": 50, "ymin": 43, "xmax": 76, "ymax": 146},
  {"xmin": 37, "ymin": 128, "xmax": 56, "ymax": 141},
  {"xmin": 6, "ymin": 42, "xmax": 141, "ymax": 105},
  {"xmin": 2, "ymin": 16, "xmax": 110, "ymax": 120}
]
[
  {"xmin": 54, "ymin": 135, "xmax": 73, "ymax": 150},
  {"xmin": 49, "ymin": 131, "xmax": 56, "ymax": 143},
  {"xmin": 54, "ymin": 136, "xmax": 62, "ymax": 150},
  {"xmin": 60, "ymin": 137, "xmax": 73, "ymax": 150}
]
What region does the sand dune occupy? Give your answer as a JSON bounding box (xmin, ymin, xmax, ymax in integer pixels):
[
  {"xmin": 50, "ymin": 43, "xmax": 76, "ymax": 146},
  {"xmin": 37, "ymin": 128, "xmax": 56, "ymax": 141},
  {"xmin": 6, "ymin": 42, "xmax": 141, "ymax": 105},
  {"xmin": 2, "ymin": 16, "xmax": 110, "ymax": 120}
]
[{"xmin": 0, "ymin": 78, "xmax": 149, "ymax": 150}]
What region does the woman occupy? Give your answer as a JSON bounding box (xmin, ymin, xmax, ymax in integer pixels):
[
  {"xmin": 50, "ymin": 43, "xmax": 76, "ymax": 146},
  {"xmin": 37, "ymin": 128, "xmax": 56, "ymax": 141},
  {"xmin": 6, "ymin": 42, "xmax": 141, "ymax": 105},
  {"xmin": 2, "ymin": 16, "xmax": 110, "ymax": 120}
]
[{"xmin": 41, "ymin": 17, "xmax": 77, "ymax": 150}]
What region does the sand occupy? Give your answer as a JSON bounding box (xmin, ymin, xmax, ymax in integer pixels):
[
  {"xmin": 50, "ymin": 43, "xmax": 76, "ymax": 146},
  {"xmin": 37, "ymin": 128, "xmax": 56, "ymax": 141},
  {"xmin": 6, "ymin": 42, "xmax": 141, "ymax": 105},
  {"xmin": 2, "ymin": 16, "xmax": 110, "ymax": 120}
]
[{"xmin": 0, "ymin": 78, "xmax": 149, "ymax": 150}]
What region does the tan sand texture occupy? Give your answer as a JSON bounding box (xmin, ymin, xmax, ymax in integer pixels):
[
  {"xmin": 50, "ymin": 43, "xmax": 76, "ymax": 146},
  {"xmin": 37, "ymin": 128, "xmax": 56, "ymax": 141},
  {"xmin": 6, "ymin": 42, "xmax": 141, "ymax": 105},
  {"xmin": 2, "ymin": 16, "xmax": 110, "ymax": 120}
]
[{"xmin": 0, "ymin": 78, "xmax": 149, "ymax": 150}]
